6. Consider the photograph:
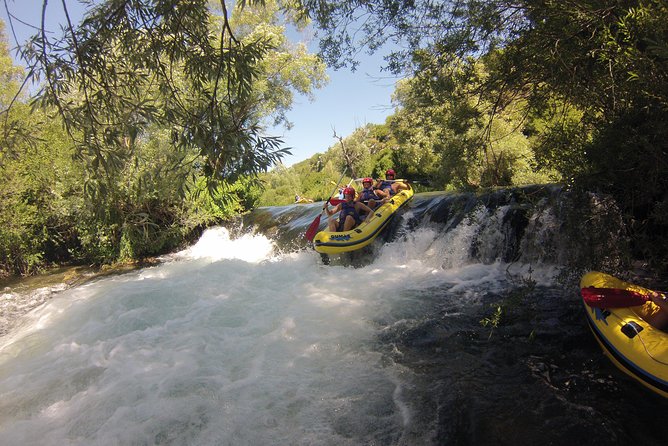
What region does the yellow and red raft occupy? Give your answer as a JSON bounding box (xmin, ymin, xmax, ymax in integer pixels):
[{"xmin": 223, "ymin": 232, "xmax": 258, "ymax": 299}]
[
  {"xmin": 580, "ymin": 271, "xmax": 668, "ymax": 398},
  {"xmin": 313, "ymin": 185, "xmax": 414, "ymax": 255}
]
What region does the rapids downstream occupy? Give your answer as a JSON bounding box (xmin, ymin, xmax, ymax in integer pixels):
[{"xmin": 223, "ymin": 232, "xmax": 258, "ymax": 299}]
[{"xmin": 1, "ymin": 186, "xmax": 666, "ymax": 445}]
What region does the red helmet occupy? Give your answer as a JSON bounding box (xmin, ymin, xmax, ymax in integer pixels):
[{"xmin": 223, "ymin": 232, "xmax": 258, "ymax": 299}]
[
  {"xmin": 362, "ymin": 177, "xmax": 373, "ymax": 184},
  {"xmin": 343, "ymin": 187, "xmax": 356, "ymax": 197},
  {"xmin": 386, "ymin": 169, "xmax": 396, "ymax": 176}
]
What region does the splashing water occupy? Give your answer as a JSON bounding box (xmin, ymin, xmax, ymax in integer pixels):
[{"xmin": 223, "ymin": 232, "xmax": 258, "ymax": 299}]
[
  {"xmin": 1, "ymin": 192, "xmax": 666, "ymax": 445},
  {"xmin": 178, "ymin": 227, "xmax": 275, "ymax": 263},
  {"xmin": 0, "ymin": 224, "xmax": 554, "ymax": 445}
]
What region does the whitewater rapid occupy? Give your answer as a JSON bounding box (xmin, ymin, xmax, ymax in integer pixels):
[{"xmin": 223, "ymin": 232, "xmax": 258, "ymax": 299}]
[{"xmin": 0, "ymin": 222, "xmax": 562, "ymax": 445}]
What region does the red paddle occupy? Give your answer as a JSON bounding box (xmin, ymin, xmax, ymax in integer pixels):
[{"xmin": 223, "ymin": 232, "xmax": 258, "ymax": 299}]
[
  {"xmin": 304, "ymin": 169, "xmax": 347, "ymax": 241},
  {"xmin": 581, "ymin": 287, "xmax": 651, "ymax": 308}
]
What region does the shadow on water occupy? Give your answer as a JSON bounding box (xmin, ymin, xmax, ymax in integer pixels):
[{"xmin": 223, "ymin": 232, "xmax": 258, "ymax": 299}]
[
  {"xmin": 368, "ymin": 283, "xmax": 668, "ymax": 445},
  {"xmin": 253, "ymin": 185, "xmax": 667, "ymax": 444}
]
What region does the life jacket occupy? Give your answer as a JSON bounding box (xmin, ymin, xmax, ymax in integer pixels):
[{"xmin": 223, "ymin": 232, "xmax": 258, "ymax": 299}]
[
  {"xmin": 359, "ymin": 187, "xmax": 379, "ymax": 202},
  {"xmin": 338, "ymin": 201, "xmax": 362, "ymax": 229},
  {"xmin": 379, "ymin": 180, "xmax": 396, "ymax": 196}
]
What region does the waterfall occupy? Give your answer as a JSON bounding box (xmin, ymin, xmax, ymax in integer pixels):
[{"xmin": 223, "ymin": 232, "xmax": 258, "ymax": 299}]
[{"xmin": 1, "ymin": 185, "xmax": 663, "ymax": 445}]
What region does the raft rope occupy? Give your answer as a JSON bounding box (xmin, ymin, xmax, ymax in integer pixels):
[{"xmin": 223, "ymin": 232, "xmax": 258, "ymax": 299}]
[{"xmin": 610, "ymin": 312, "xmax": 668, "ymax": 366}]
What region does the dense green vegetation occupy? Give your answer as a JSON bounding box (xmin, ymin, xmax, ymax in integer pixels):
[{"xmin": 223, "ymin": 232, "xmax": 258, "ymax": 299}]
[
  {"xmin": 0, "ymin": 0, "xmax": 327, "ymax": 276},
  {"xmin": 1, "ymin": 0, "xmax": 667, "ymax": 277}
]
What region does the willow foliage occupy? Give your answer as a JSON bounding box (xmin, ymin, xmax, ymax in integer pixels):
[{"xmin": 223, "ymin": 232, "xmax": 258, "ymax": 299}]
[
  {"xmin": 0, "ymin": 1, "xmax": 327, "ymax": 274},
  {"xmin": 21, "ymin": 0, "xmax": 290, "ymax": 198}
]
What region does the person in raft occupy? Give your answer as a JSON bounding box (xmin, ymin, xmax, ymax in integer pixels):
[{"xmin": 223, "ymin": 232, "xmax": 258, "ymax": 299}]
[
  {"xmin": 325, "ymin": 186, "xmax": 373, "ymax": 232},
  {"xmin": 374, "ymin": 168, "xmax": 409, "ymax": 200},
  {"xmin": 645, "ymin": 292, "xmax": 668, "ymax": 331},
  {"xmin": 356, "ymin": 177, "xmax": 384, "ymax": 210}
]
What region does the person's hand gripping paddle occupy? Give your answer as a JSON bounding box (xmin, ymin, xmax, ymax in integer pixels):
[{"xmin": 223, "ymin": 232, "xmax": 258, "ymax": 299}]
[{"xmin": 305, "ymin": 169, "xmax": 347, "ymax": 241}]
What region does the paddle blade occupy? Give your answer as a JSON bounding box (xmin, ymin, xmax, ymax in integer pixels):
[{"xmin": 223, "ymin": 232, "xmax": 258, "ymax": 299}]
[
  {"xmin": 305, "ymin": 214, "xmax": 322, "ymax": 241},
  {"xmin": 581, "ymin": 287, "xmax": 650, "ymax": 308}
]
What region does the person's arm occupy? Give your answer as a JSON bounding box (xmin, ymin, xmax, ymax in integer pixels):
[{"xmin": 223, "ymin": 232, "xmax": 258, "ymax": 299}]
[
  {"xmin": 395, "ymin": 181, "xmax": 409, "ymax": 191},
  {"xmin": 357, "ymin": 202, "xmax": 373, "ymax": 220},
  {"xmin": 650, "ymin": 292, "xmax": 668, "ymax": 312},
  {"xmin": 325, "ymin": 203, "xmax": 340, "ymax": 216},
  {"xmin": 374, "ymin": 187, "xmax": 388, "ymax": 199}
]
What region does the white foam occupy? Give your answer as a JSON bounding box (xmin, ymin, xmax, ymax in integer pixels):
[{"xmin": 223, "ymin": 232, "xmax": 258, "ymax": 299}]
[
  {"xmin": 178, "ymin": 227, "xmax": 276, "ymax": 263},
  {"xmin": 0, "ymin": 224, "xmax": 561, "ymax": 444}
]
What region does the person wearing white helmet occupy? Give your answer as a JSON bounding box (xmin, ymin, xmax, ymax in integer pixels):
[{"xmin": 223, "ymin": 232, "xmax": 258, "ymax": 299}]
[{"xmin": 325, "ymin": 186, "xmax": 373, "ymax": 231}]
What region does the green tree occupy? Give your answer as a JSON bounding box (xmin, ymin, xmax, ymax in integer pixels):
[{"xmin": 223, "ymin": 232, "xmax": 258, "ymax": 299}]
[
  {"xmin": 388, "ymin": 59, "xmax": 555, "ymax": 190},
  {"xmin": 329, "ymin": 123, "xmax": 394, "ymax": 179},
  {"xmin": 0, "ymin": 1, "xmax": 330, "ymax": 274},
  {"xmin": 227, "ymin": 1, "xmax": 328, "ymax": 130},
  {"xmin": 0, "ymin": 92, "xmax": 85, "ymax": 275},
  {"xmin": 16, "ymin": 0, "xmax": 318, "ymax": 197},
  {"xmin": 0, "ymin": 20, "xmax": 29, "ymax": 164}
]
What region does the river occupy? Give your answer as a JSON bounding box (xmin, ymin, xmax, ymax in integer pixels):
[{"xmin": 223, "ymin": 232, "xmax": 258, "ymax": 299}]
[{"xmin": 0, "ymin": 187, "xmax": 666, "ymax": 445}]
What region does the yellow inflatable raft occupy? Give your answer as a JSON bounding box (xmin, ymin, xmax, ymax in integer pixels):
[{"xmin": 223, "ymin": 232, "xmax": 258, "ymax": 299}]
[
  {"xmin": 580, "ymin": 271, "xmax": 668, "ymax": 398},
  {"xmin": 313, "ymin": 186, "xmax": 414, "ymax": 255}
]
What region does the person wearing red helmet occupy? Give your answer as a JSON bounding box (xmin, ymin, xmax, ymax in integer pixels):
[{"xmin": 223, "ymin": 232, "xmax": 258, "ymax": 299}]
[
  {"xmin": 325, "ymin": 186, "xmax": 373, "ymax": 232},
  {"xmin": 375, "ymin": 168, "xmax": 409, "ymax": 199},
  {"xmin": 356, "ymin": 177, "xmax": 383, "ymax": 210}
]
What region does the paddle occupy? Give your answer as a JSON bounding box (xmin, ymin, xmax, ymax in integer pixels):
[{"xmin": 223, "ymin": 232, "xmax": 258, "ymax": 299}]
[
  {"xmin": 581, "ymin": 287, "xmax": 651, "ymax": 308},
  {"xmin": 358, "ymin": 177, "xmax": 409, "ymax": 183},
  {"xmin": 348, "ymin": 177, "xmax": 431, "ymax": 187},
  {"xmin": 376, "ymin": 178, "xmax": 432, "ymax": 186},
  {"xmin": 305, "ymin": 169, "xmax": 347, "ymax": 241}
]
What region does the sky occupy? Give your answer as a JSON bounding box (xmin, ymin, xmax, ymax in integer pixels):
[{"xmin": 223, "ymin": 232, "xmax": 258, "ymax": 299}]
[{"xmin": 0, "ymin": 1, "xmax": 400, "ymax": 167}]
